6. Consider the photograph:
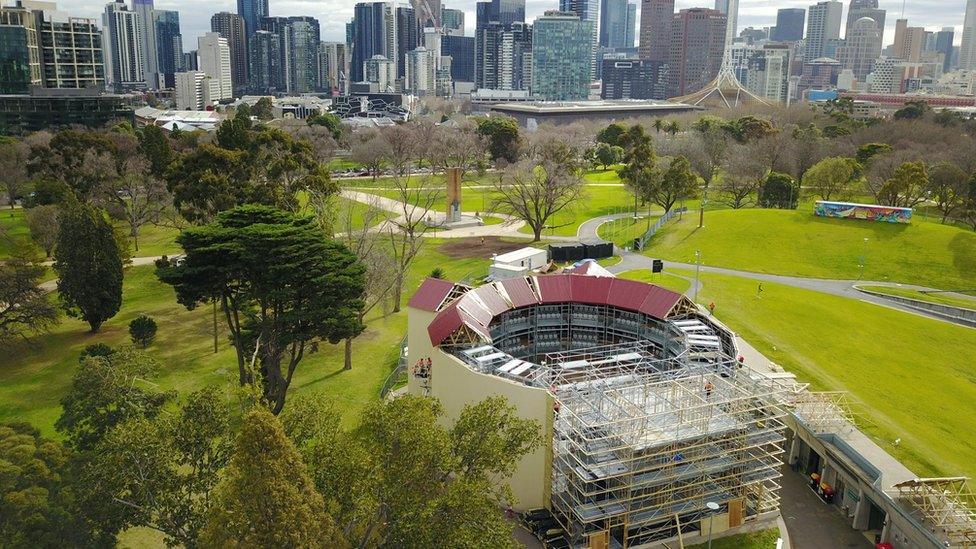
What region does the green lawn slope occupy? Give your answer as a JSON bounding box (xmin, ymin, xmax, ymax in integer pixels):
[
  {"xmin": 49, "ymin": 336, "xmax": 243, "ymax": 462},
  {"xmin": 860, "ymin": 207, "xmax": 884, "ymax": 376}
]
[{"xmin": 644, "ymin": 208, "xmax": 976, "ymax": 290}]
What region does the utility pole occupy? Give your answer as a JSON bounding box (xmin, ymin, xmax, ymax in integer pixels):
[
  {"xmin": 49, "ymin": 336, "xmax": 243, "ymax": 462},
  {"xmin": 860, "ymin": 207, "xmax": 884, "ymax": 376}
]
[{"xmin": 694, "ymin": 250, "xmax": 702, "ymax": 302}]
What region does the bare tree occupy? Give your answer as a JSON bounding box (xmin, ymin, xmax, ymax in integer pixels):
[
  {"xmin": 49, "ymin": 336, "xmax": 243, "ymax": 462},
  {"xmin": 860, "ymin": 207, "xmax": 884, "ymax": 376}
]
[
  {"xmin": 865, "ymin": 149, "xmax": 917, "ymax": 202},
  {"xmin": 350, "ymin": 129, "xmax": 388, "ymax": 181},
  {"xmin": 429, "ymin": 120, "xmax": 487, "ymax": 178},
  {"xmin": 490, "ymin": 133, "xmax": 585, "ymax": 241},
  {"xmin": 0, "ymin": 140, "xmax": 30, "ymax": 208},
  {"xmin": 336, "ymin": 194, "xmax": 397, "ymax": 369},
  {"xmin": 95, "ymin": 136, "xmax": 171, "ymax": 251},
  {"xmin": 719, "ymin": 142, "xmax": 767, "ymax": 209},
  {"xmin": 24, "ymin": 205, "xmax": 59, "ymax": 257}
]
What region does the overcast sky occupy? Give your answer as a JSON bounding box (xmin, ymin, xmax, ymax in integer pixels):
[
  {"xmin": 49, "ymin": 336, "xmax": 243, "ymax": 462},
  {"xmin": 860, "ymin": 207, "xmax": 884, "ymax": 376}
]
[{"xmin": 54, "ymin": 0, "xmax": 969, "ymax": 51}]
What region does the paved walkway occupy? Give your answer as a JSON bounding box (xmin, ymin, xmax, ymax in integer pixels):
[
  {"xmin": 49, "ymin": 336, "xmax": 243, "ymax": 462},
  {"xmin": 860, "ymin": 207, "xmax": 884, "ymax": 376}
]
[{"xmin": 779, "ymin": 465, "xmax": 873, "ymax": 549}]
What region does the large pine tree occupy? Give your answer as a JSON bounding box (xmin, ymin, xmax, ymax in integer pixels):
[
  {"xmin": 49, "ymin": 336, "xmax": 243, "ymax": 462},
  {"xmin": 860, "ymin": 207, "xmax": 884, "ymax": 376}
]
[{"xmin": 53, "ymin": 200, "xmax": 123, "ymax": 332}]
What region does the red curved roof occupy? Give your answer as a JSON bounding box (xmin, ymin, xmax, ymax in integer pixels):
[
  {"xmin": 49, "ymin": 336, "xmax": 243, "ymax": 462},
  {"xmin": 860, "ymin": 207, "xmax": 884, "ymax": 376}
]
[{"xmin": 421, "ymin": 274, "xmax": 685, "ymax": 347}]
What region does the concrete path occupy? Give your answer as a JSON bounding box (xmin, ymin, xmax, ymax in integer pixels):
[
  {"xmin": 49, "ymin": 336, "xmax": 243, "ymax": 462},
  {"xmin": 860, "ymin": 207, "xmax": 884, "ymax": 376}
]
[
  {"xmin": 39, "ymin": 255, "xmax": 165, "ymax": 293},
  {"xmin": 779, "ymin": 465, "xmax": 873, "ymax": 549}
]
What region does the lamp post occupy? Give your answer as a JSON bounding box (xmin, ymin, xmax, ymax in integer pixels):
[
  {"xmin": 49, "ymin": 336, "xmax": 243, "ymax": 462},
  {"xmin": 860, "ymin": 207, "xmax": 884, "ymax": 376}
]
[
  {"xmin": 694, "ymin": 250, "xmax": 702, "ymax": 302},
  {"xmin": 706, "ymin": 501, "xmax": 720, "ymax": 549}
]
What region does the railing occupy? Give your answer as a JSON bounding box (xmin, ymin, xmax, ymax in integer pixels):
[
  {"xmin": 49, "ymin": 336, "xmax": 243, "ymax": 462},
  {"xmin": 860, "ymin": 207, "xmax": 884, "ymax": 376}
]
[
  {"xmin": 634, "ymin": 207, "xmax": 688, "ymax": 251},
  {"xmin": 379, "ymin": 334, "xmax": 409, "ymax": 398}
]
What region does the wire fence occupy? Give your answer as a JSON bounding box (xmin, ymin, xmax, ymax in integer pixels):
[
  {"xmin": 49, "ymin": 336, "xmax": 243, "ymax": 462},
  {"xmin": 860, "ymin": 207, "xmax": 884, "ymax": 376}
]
[
  {"xmin": 635, "ymin": 206, "xmax": 688, "ymax": 251},
  {"xmin": 379, "ymin": 334, "xmax": 409, "ymax": 398}
]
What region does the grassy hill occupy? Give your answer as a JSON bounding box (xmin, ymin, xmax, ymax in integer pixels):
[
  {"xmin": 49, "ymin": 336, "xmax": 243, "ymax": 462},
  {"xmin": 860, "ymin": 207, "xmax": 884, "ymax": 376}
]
[
  {"xmin": 621, "ymin": 267, "xmax": 976, "ymax": 480},
  {"xmin": 644, "ymin": 208, "xmax": 976, "ymax": 290}
]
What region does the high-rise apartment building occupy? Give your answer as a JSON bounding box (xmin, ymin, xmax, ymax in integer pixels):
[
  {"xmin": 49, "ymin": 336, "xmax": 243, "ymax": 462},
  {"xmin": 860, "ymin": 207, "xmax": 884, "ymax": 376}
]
[
  {"xmin": 0, "ymin": 1, "xmax": 41, "ymax": 93},
  {"xmin": 771, "ymin": 8, "xmax": 804, "ymax": 42},
  {"xmin": 442, "ymin": 34, "xmax": 474, "ymax": 82},
  {"xmin": 317, "ymin": 41, "xmax": 348, "ymax": 94},
  {"xmin": 174, "ymin": 70, "xmax": 210, "ymax": 109},
  {"xmin": 211, "ymin": 12, "xmax": 247, "ymax": 92},
  {"xmin": 600, "ymin": 56, "xmax": 666, "ymax": 99},
  {"xmin": 892, "ymin": 19, "xmax": 924, "ymax": 62},
  {"xmin": 197, "ymin": 31, "xmax": 232, "ymax": 102},
  {"xmin": 363, "ymin": 54, "xmax": 394, "ymax": 90},
  {"xmin": 600, "ymin": 0, "xmax": 636, "ymax": 49},
  {"xmin": 638, "ymin": 0, "xmax": 672, "ymax": 62},
  {"xmin": 405, "ymin": 46, "xmax": 436, "ymax": 93},
  {"xmin": 475, "ymin": 0, "xmax": 529, "ymax": 90},
  {"xmin": 531, "ymin": 11, "xmax": 593, "ymax": 100},
  {"xmin": 845, "ymin": 0, "xmax": 884, "ymax": 41},
  {"xmin": 713, "ymin": 0, "xmax": 736, "ymax": 46},
  {"xmin": 667, "ymin": 7, "xmax": 726, "ymax": 97},
  {"xmin": 351, "ymin": 2, "xmax": 395, "ymax": 82},
  {"xmin": 132, "ymin": 0, "xmax": 157, "ymax": 88},
  {"xmin": 153, "ymin": 10, "xmax": 181, "ymax": 88},
  {"xmin": 102, "ymin": 0, "xmax": 144, "ymax": 90},
  {"xmin": 935, "ymin": 27, "xmax": 954, "ymax": 73},
  {"xmin": 805, "ymin": 1, "xmax": 842, "ymax": 61},
  {"xmin": 559, "ymin": 0, "xmax": 598, "ymax": 78},
  {"xmin": 280, "ymin": 16, "xmax": 320, "ymax": 93},
  {"xmin": 745, "ymin": 43, "xmax": 790, "ymax": 102},
  {"xmin": 961, "ymin": 0, "xmax": 976, "ymax": 69},
  {"xmin": 237, "ymin": 0, "xmax": 268, "ymax": 37},
  {"xmin": 839, "ymin": 15, "xmax": 882, "ymax": 83},
  {"xmin": 248, "ymin": 29, "xmax": 280, "ymax": 91},
  {"xmin": 396, "ymin": 6, "xmax": 419, "ymax": 79}
]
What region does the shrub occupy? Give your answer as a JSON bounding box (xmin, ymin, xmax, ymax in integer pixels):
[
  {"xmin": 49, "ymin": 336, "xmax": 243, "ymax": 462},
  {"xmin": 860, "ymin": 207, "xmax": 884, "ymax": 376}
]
[{"xmin": 129, "ymin": 314, "xmax": 158, "ymax": 348}]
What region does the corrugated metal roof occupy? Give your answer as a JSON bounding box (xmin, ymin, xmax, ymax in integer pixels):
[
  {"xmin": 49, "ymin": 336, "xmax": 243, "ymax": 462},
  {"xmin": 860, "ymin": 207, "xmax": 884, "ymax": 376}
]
[
  {"xmin": 474, "ymin": 283, "xmax": 511, "ymax": 315},
  {"xmin": 427, "ymin": 303, "xmax": 464, "ymax": 345},
  {"xmin": 571, "ymin": 275, "xmax": 612, "ymax": 305},
  {"xmin": 537, "ymin": 275, "xmax": 572, "ymax": 303},
  {"xmin": 638, "ymin": 286, "xmax": 682, "ymax": 318},
  {"xmin": 606, "ymin": 278, "xmax": 653, "ymax": 310},
  {"xmin": 408, "ymin": 278, "xmax": 457, "ymax": 312},
  {"xmin": 500, "ymin": 277, "xmax": 538, "ymax": 308}
]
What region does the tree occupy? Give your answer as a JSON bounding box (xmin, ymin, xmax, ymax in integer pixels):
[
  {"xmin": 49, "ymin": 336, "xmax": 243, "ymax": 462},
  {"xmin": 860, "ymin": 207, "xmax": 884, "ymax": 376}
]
[
  {"xmin": 428, "ymin": 120, "xmax": 487, "ymax": 178},
  {"xmin": 165, "ymin": 144, "xmax": 251, "ymax": 223},
  {"xmin": 594, "ymin": 141, "xmax": 620, "ymax": 169},
  {"xmin": 53, "ymin": 200, "xmax": 123, "ymax": 333},
  {"xmin": 893, "ymin": 100, "xmax": 931, "ymax": 120},
  {"xmin": 927, "ymin": 162, "xmax": 968, "ymax": 223},
  {"xmin": 252, "ymin": 97, "xmax": 274, "ymax": 120},
  {"xmin": 787, "ymin": 124, "xmax": 827, "ymax": 181},
  {"xmin": 200, "ymin": 408, "xmax": 335, "ymax": 547},
  {"xmin": 157, "ymin": 205, "xmax": 366, "ymax": 413},
  {"xmin": 476, "ymin": 116, "xmax": 520, "ymax": 163},
  {"xmin": 129, "ymin": 314, "xmax": 158, "ymax": 348},
  {"xmin": 0, "ymin": 423, "xmax": 92, "ymax": 547},
  {"xmin": 308, "ymin": 110, "xmax": 342, "ymax": 139},
  {"xmin": 0, "ymin": 256, "xmax": 58, "ymax": 344},
  {"xmin": 803, "ymin": 156, "xmax": 861, "ymax": 201},
  {"xmin": 879, "ymin": 161, "xmax": 928, "ymax": 207},
  {"xmin": 617, "ymin": 125, "xmax": 657, "ymax": 217},
  {"xmin": 665, "ymin": 120, "xmax": 681, "ymax": 136},
  {"xmin": 76, "ymin": 388, "xmax": 232, "ymax": 547},
  {"xmin": 855, "ymin": 142, "xmax": 892, "ymax": 165},
  {"xmin": 24, "ymin": 178, "xmax": 70, "ymax": 207},
  {"xmin": 962, "ymin": 175, "xmax": 976, "ymax": 230},
  {"xmin": 491, "ymin": 133, "xmax": 585, "ymax": 241},
  {"xmin": 24, "ymin": 204, "xmax": 59, "ymax": 257},
  {"xmin": 596, "ymin": 122, "xmax": 626, "ymax": 146},
  {"xmin": 28, "ymin": 129, "xmax": 116, "ymax": 200},
  {"xmin": 0, "ymin": 139, "xmax": 29, "ymax": 208},
  {"xmin": 97, "ymin": 135, "xmax": 170, "ymax": 251},
  {"xmin": 718, "ymin": 142, "xmax": 767, "ymax": 209},
  {"xmin": 350, "ymin": 129, "xmax": 388, "ymax": 180},
  {"xmin": 653, "ymin": 119, "xmax": 665, "ymax": 134},
  {"xmin": 138, "ymin": 123, "xmax": 174, "ymax": 178},
  {"xmin": 649, "ymin": 155, "xmax": 699, "ymax": 213},
  {"xmin": 758, "ymin": 172, "xmax": 799, "ymax": 209},
  {"xmin": 723, "ymin": 116, "xmax": 776, "ymax": 142},
  {"xmin": 56, "ymin": 348, "xmax": 174, "ymax": 452}
]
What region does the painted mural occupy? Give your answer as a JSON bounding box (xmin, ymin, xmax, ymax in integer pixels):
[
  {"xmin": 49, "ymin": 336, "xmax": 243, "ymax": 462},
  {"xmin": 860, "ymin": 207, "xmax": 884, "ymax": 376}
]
[{"xmin": 814, "ymin": 201, "xmax": 912, "ymax": 224}]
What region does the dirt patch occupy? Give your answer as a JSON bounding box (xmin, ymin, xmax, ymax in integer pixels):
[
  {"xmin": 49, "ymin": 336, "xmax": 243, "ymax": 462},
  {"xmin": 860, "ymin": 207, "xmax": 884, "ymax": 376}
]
[{"xmin": 438, "ymin": 236, "xmax": 530, "ymax": 259}]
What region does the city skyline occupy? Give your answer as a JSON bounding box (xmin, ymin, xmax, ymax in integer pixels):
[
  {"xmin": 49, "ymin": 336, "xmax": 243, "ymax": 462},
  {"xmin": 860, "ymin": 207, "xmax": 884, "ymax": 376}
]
[{"xmin": 49, "ymin": 0, "xmax": 970, "ymax": 48}]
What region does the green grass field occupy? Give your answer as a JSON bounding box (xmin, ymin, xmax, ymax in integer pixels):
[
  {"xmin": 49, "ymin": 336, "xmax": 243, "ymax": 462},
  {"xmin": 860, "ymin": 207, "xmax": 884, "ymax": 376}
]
[
  {"xmin": 623, "ymin": 267, "xmax": 976, "ymax": 480},
  {"xmin": 617, "ymin": 269, "xmax": 692, "ymax": 294},
  {"xmin": 687, "ymin": 528, "xmax": 780, "ymax": 549},
  {"xmin": 0, "ymin": 208, "xmax": 36, "ymax": 257},
  {"xmin": 857, "ymin": 285, "xmax": 976, "ymax": 310},
  {"xmin": 597, "ymin": 214, "xmax": 663, "ymax": 247},
  {"xmin": 0, "ymin": 238, "xmax": 491, "ymax": 436},
  {"xmin": 644, "ymin": 208, "xmax": 976, "ymax": 290}
]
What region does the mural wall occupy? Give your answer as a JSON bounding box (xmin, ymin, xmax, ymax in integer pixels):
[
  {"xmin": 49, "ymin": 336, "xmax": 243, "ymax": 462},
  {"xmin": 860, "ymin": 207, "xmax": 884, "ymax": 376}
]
[{"xmin": 814, "ymin": 201, "xmax": 912, "ymax": 224}]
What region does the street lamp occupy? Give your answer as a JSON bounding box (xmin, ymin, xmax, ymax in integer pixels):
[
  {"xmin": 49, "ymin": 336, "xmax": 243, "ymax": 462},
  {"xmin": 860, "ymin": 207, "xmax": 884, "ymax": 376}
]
[
  {"xmin": 706, "ymin": 501, "xmax": 721, "ymax": 549},
  {"xmin": 693, "ymin": 250, "xmax": 702, "ymax": 302}
]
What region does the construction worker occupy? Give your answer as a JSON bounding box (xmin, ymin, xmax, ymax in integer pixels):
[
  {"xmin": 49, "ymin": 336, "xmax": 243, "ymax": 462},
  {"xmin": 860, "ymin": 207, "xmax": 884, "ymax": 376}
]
[{"xmin": 704, "ymin": 381, "xmax": 714, "ymax": 398}]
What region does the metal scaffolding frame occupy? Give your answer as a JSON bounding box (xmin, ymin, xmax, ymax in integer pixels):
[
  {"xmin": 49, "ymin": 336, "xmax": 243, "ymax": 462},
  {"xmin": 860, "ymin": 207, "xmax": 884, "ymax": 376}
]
[
  {"xmin": 547, "ymin": 354, "xmax": 787, "ymax": 548},
  {"xmin": 786, "ymin": 391, "xmax": 859, "ymax": 434},
  {"xmin": 892, "ymin": 477, "xmax": 976, "ymax": 547}
]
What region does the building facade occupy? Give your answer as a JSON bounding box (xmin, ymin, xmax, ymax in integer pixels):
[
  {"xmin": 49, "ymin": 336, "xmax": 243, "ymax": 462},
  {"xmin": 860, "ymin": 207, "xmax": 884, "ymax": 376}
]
[
  {"xmin": 197, "ymin": 32, "xmax": 232, "ymax": 102},
  {"xmin": 395, "ymin": 6, "xmax": 418, "ymax": 80},
  {"xmin": 236, "ymin": 0, "xmax": 268, "ymax": 38},
  {"xmin": 771, "ymin": 8, "xmax": 804, "ymax": 42},
  {"xmin": 746, "ymin": 43, "xmax": 791, "ymax": 103},
  {"xmin": 599, "ymin": 0, "xmax": 635, "ymax": 49},
  {"xmin": 248, "ymin": 30, "xmax": 280, "ymax": 92},
  {"xmin": 805, "ymin": 1, "xmax": 842, "ymax": 61},
  {"xmin": 961, "ymin": 0, "xmax": 976, "ymax": 70},
  {"xmin": 441, "ymin": 7, "xmax": 464, "ymax": 35},
  {"xmin": 476, "ymin": 20, "xmax": 531, "ymax": 90},
  {"xmin": 102, "ymin": 0, "xmax": 144, "ymax": 90},
  {"xmin": 638, "ymin": 0, "xmax": 672, "ymax": 62},
  {"xmin": 600, "ymin": 56, "xmax": 667, "ymax": 99},
  {"xmin": 405, "ymin": 46, "xmax": 435, "ymax": 94},
  {"xmin": 839, "ymin": 16, "xmax": 882, "ymax": 84},
  {"xmin": 531, "ymin": 11, "xmax": 593, "ymax": 101},
  {"xmin": 558, "ymin": 0, "xmax": 598, "ymax": 78},
  {"xmin": 891, "ymin": 19, "xmax": 924, "ymax": 63},
  {"xmin": 363, "ymin": 54, "xmax": 394, "ymax": 91},
  {"xmin": 351, "ymin": 1, "xmax": 395, "ymax": 83},
  {"xmin": 845, "ymin": 0, "xmax": 885, "ymax": 41},
  {"xmin": 132, "ymin": 0, "xmax": 157, "ymax": 88},
  {"xmin": 174, "ymin": 70, "xmax": 210, "ymax": 109},
  {"xmin": 211, "ymin": 12, "xmax": 247, "ymax": 92},
  {"xmin": 153, "ymin": 10, "xmax": 181, "ymax": 88},
  {"xmin": 317, "ymin": 41, "xmax": 348, "ymax": 94},
  {"xmin": 0, "ymin": 1, "xmax": 41, "ymax": 93},
  {"xmin": 442, "ymin": 34, "xmax": 474, "ymax": 83},
  {"xmin": 667, "ymin": 8, "xmax": 726, "ymax": 97}
]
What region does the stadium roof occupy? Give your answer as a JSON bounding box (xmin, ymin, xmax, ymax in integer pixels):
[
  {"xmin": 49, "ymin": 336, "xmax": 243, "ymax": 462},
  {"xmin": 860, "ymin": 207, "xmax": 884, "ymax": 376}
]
[
  {"xmin": 490, "ymin": 99, "xmax": 700, "ymax": 114},
  {"xmin": 416, "ymin": 274, "xmax": 689, "ymax": 346}
]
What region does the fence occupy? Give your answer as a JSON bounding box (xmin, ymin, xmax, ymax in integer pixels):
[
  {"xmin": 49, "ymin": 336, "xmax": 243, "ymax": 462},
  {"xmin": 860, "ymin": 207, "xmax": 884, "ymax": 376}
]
[
  {"xmin": 634, "ymin": 207, "xmax": 688, "ymax": 251},
  {"xmin": 379, "ymin": 334, "xmax": 409, "ymax": 398}
]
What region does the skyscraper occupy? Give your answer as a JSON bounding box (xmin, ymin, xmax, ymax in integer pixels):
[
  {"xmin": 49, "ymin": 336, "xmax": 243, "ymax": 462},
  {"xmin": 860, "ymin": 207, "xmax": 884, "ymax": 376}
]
[
  {"xmin": 638, "ymin": 0, "xmax": 672, "ymax": 62},
  {"xmin": 282, "ymin": 16, "xmax": 320, "ymax": 93},
  {"xmin": 237, "ymin": 0, "xmax": 268, "ymax": 38},
  {"xmin": 396, "ymin": 6, "xmax": 419, "ymax": 79},
  {"xmin": 559, "ymin": 0, "xmax": 598, "ymax": 78},
  {"xmin": 441, "ymin": 8, "xmax": 464, "ymax": 35},
  {"xmin": 410, "ymin": 0, "xmax": 440, "ymax": 29},
  {"xmin": 350, "ymin": 2, "xmax": 394, "ymax": 83},
  {"xmin": 248, "ymin": 29, "xmax": 281, "ymax": 91},
  {"xmin": 601, "ymin": 57, "xmax": 667, "ymax": 99},
  {"xmin": 892, "ymin": 19, "xmax": 924, "ymax": 62},
  {"xmin": 442, "ymin": 34, "xmax": 474, "ymax": 82},
  {"xmin": 845, "ymin": 0, "xmax": 885, "ymax": 41},
  {"xmin": 317, "ymin": 41, "xmax": 348, "ymax": 93},
  {"xmin": 745, "ymin": 43, "xmax": 791, "ymax": 102},
  {"xmin": 198, "ymin": 31, "xmax": 232, "ymax": 101},
  {"xmin": 211, "ymin": 12, "xmax": 247, "ymax": 92},
  {"xmin": 935, "ymin": 27, "xmax": 954, "ymax": 73},
  {"xmin": 805, "ymin": 1, "xmax": 842, "ymax": 61},
  {"xmin": 531, "ymin": 11, "xmax": 593, "ymax": 100},
  {"xmin": 102, "ymin": 0, "xmax": 144, "ymax": 90},
  {"xmin": 0, "ymin": 2, "xmax": 41, "ymax": 93},
  {"xmin": 713, "ymin": 0, "xmax": 736, "ymax": 46},
  {"xmin": 667, "ymin": 7, "xmax": 726, "ymax": 96},
  {"xmin": 153, "ymin": 10, "xmax": 181, "ymax": 88},
  {"xmin": 600, "ymin": 0, "xmax": 636, "ymax": 49},
  {"xmin": 475, "ymin": 0, "xmax": 528, "ymax": 90},
  {"xmin": 771, "ymin": 8, "xmax": 804, "ymax": 42},
  {"xmin": 132, "ymin": 0, "xmax": 157, "ymax": 88},
  {"xmin": 839, "ymin": 15, "xmax": 881, "ymax": 82},
  {"xmin": 961, "ymin": 0, "xmax": 976, "ymax": 70}
]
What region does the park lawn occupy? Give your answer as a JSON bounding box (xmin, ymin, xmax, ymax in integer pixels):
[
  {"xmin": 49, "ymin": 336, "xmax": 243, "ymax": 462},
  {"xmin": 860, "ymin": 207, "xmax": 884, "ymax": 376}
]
[
  {"xmin": 597, "ymin": 213, "xmax": 663, "ymax": 247},
  {"xmin": 0, "ymin": 208, "xmax": 39, "ymax": 257},
  {"xmin": 644, "ymin": 207, "xmax": 976, "ymax": 290},
  {"xmin": 0, "ymin": 238, "xmax": 489, "ymax": 436},
  {"xmin": 618, "ymin": 270, "xmax": 692, "ymax": 294},
  {"xmin": 326, "ymin": 157, "xmax": 362, "ymax": 171},
  {"xmin": 340, "ymin": 171, "xmax": 496, "ymax": 190},
  {"xmin": 645, "ymin": 267, "xmax": 976, "ymax": 480},
  {"xmin": 584, "ymin": 167, "xmax": 624, "ymax": 183},
  {"xmin": 857, "ymin": 285, "xmax": 976, "ymax": 310},
  {"xmin": 517, "ymin": 184, "xmax": 643, "ymax": 238},
  {"xmin": 129, "ymin": 223, "xmax": 181, "ymax": 257},
  {"xmin": 687, "ymin": 528, "xmax": 780, "ymax": 549}
]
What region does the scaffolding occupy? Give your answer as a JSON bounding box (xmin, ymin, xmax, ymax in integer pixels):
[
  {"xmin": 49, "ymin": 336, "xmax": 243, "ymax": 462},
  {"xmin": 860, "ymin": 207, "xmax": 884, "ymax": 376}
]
[
  {"xmin": 547, "ymin": 353, "xmax": 787, "ymax": 548},
  {"xmin": 787, "ymin": 391, "xmax": 859, "ymax": 434},
  {"xmin": 892, "ymin": 477, "xmax": 976, "ymax": 547}
]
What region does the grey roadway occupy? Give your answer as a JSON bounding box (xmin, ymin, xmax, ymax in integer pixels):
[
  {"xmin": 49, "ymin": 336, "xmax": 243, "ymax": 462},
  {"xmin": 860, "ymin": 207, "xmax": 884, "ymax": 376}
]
[{"xmin": 578, "ymin": 213, "xmax": 976, "ymax": 327}]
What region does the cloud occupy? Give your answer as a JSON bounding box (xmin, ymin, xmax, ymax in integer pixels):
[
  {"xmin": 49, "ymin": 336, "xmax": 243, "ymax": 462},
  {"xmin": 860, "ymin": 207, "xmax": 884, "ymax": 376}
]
[{"xmin": 54, "ymin": 0, "xmax": 968, "ymax": 48}]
